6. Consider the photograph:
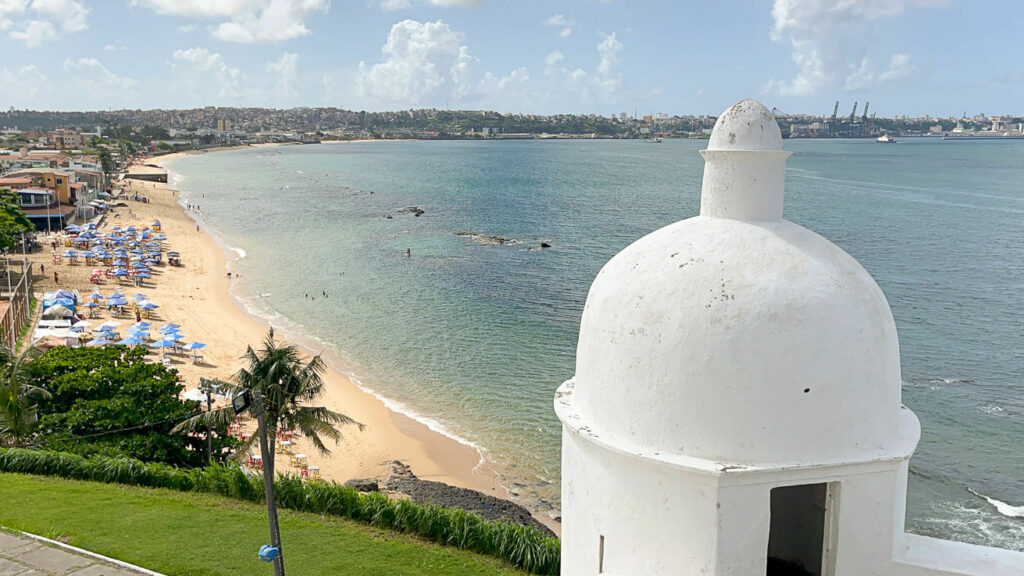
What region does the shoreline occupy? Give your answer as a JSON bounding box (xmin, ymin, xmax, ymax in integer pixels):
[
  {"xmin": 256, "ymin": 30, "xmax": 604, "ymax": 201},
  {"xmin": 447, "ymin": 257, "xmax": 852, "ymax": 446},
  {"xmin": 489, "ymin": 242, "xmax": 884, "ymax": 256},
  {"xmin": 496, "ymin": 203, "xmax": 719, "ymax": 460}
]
[{"xmin": 150, "ymin": 146, "xmax": 561, "ymax": 534}]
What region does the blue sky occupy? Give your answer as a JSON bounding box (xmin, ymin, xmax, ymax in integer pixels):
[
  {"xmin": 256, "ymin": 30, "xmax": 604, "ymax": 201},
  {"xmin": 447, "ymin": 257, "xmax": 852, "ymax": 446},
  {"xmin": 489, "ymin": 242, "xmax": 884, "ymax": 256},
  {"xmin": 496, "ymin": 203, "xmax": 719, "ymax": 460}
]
[{"xmin": 0, "ymin": 0, "xmax": 1020, "ymax": 117}]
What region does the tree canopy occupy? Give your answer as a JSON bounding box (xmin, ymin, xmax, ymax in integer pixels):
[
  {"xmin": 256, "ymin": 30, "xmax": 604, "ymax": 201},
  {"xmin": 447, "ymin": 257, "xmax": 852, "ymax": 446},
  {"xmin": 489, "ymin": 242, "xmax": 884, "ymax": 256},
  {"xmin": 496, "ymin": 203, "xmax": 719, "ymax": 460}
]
[
  {"xmin": 0, "ymin": 188, "xmax": 33, "ymax": 251},
  {"xmin": 26, "ymin": 346, "xmax": 236, "ymax": 467}
]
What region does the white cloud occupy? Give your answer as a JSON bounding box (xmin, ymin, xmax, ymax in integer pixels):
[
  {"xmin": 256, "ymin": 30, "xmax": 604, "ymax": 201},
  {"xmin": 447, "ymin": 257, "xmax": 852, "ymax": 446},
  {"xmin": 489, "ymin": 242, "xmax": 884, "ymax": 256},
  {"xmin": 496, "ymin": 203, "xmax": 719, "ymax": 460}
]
[
  {"xmin": 31, "ymin": 0, "xmax": 88, "ymax": 31},
  {"xmin": 10, "ymin": 19, "xmax": 54, "ymax": 47},
  {"xmin": 0, "ymin": 0, "xmax": 27, "ymax": 30},
  {"xmin": 379, "ymin": 0, "xmax": 480, "ymax": 11},
  {"xmin": 596, "ymin": 32, "xmax": 623, "ymax": 97},
  {"xmin": 171, "ymin": 47, "xmax": 245, "ymax": 98},
  {"xmin": 134, "ymin": 0, "xmax": 327, "ymax": 43},
  {"xmin": 355, "ymin": 19, "xmax": 476, "ymax": 106},
  {"xmin": 543, "ymin": 13, "xmax": 574, "ymax": 38},
  {"xmin": 103, "ymin": 43, "xmax": 125, "ymax": 51},
  {"xmin": 539, "ymin": 32, "xmax": 625, "ymax": 108},
  {"xmin": 6, "ymin": 0, "xmax": 88, "ymax": 46},
  {"xmin": 543, "ymin": 14, "xmax": 571, "ymax": 27},
  {"xmin": 844, "ymin": 52, "xmax": 912, "ymax": 90},
  {"xmin": 131, "ymin": 0, "xmax": 264, "ymax": 18},
  {"xmin": 267, "ymin": 52, "xmax": 299, "ymax": 100},
  {"xmin": 0, "ymin": 64, "xmax": 46, "ymax": 102},
  {"xmin": 177, "ymin": 23, "xmax": 197, "ymax": 33},
  {"xmin": 63, "ymin": 57, "xmax": 137, "ymax": 92},
  {"xmin": 351, "ymin": 20, "xmax": 628, "ymax": 113},
  {"xmin": 764, "ymin": 0, "xmax": 942, "ymax": 96},
  {"xmin": 544, "ymin": 51, "xmax": 563, "ymax": 74}
]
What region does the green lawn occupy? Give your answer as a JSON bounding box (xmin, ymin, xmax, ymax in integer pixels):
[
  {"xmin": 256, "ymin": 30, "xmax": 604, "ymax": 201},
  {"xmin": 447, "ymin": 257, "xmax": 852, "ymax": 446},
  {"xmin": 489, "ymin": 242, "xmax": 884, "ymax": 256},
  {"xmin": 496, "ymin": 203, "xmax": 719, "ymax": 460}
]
[{"xmin": 0, "ymin": 473, "xmax": 529, "ymax": 576}]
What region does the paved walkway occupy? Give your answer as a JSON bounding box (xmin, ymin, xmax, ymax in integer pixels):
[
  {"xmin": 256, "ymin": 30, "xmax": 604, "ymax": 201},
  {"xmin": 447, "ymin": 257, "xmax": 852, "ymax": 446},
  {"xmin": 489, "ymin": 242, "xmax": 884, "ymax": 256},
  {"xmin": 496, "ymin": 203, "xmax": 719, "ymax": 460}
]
[{"xmin": 0, "ymin": 531, "xmax": 157, "ymax": 576}]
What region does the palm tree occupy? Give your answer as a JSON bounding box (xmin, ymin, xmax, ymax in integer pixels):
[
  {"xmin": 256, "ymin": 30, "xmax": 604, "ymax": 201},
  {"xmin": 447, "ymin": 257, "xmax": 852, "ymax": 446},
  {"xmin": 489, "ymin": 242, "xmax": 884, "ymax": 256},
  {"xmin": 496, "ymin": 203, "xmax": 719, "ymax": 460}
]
[
  {"xmin": 0, "ymin": 343, "xmax": 47, "ymax": 446},
  {"xmin": 173, "ymin": 332, "xmax": 362, "ymax": 469}
]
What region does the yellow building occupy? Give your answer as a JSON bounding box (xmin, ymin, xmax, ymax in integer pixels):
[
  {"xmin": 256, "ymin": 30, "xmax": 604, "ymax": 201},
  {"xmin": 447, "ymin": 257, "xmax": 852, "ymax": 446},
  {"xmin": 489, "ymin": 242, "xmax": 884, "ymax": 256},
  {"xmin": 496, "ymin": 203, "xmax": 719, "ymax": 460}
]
[{"xmin": 42, "ymin": 171, "xmax": 73, "ymax": 204}]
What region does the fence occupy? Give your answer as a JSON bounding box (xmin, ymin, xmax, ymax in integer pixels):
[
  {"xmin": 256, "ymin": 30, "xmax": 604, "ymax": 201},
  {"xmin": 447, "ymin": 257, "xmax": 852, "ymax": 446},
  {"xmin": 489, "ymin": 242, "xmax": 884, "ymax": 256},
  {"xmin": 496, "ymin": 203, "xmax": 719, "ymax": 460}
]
[{"xmin": 0, "ymin": 259, "xmax": 34, "ymax": 351}]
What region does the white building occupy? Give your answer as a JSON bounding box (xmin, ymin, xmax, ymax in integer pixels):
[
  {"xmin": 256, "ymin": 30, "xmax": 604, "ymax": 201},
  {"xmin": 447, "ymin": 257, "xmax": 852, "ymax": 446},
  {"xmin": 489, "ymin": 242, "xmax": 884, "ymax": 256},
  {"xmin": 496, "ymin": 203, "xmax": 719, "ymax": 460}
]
[{"xmin": 555, "ymin": 99, "xmax": 1023, "ymax": 575}]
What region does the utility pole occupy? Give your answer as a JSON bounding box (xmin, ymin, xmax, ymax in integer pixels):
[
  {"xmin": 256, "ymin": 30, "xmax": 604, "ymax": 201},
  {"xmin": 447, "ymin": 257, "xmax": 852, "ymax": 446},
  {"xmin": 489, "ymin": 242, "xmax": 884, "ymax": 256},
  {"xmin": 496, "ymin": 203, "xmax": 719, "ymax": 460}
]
[
  {"xmin": 253, "ymin": 390, "xmax": 285, "ymax": 576},
  {"xmin": 200, "ymin": 378, "xmax": 222, "ymax": 464}
]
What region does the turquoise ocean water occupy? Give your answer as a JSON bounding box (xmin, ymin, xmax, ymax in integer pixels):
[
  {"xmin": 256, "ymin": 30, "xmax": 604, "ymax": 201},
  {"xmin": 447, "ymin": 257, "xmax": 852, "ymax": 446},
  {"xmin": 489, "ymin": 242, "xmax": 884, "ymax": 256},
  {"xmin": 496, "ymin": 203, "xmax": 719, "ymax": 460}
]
[{"xmin": 163, "ymin": 138, "xmax": 1023, "ymax": 548}]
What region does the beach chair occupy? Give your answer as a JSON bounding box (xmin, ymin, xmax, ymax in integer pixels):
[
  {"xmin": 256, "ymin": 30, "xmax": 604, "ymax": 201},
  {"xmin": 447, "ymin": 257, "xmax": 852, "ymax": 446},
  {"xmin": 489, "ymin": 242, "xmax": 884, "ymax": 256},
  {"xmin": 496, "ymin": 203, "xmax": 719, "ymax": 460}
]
[
  {"xmin": 192, "ymin": 353, "xmax": 204, "ymax": 364},
  {"xmin": 309, "ymin": 466, "xmax": 320, "ymax": 480},
  {"xmin": 300, "ymin": 468, "xmax": 309, "ymax": 479}
]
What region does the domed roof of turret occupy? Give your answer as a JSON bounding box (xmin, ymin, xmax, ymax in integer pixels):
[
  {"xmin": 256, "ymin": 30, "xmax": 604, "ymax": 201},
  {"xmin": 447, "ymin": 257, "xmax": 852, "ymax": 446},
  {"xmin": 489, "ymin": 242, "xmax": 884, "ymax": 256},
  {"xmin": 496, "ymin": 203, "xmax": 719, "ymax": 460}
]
[{"xmin": 565, "ymin": 99, "xmax": 905, "ymax": 467}]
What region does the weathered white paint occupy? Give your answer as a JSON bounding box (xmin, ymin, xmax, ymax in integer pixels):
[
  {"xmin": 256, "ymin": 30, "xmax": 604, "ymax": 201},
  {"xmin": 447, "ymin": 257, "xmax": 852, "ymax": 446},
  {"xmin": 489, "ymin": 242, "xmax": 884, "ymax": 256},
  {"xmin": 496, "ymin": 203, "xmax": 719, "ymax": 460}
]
[{"xmin": 556, "ymin": 99, "xmax": 1024, "ymax": 575}]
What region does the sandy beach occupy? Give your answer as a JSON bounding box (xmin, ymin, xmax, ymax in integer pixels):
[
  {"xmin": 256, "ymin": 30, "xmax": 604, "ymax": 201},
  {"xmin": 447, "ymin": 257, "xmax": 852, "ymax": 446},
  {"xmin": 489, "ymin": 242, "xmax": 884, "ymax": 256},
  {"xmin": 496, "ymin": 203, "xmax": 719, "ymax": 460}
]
[{"xmin": 25, "ymin": 149, "xmax": 531, "ymax": 519}]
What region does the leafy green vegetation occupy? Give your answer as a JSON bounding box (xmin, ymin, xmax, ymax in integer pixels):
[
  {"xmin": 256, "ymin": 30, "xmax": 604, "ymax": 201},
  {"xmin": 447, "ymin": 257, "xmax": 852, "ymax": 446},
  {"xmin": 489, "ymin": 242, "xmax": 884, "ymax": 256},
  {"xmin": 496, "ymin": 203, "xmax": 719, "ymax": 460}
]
[
  {"xmin": 0, "ymin": 473, "xmax": 528, "ymax": 576},
  {"xmin": 0, "ymin": 448, "xmax": 560, "ymax": 574},
  {"xmin": 0, "ymin": 188, "xmax": 33, "ymax": 252},
  {"xmin": 0, "ymin": 345, "xmax": 48, "ymax": 445},
  {"xmin": 25, "ymin": 346, "xmax": 236, "ymax": 466}
]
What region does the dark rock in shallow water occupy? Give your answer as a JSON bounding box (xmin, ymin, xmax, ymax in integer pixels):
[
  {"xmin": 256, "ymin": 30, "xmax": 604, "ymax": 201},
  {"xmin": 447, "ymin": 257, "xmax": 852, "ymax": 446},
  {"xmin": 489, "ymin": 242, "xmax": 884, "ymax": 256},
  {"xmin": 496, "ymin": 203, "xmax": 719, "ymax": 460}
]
[
  {"xmin": 454, "ymin": 232, "xmax": 519, "ymax": 246},
  {"xmin": 345, "ymin": 478, "xmax": 380, "ymax": 492},
  {"xmin": 540, "ymin": 242, "xmax": 551, "ymax": 248},
  {"xmin": 385, "ymin": 461, "xmax": 555, "ymax": 538},
  {"xmin": 401, "ymin": 206, "xmax": 425, "ymax": 217}
]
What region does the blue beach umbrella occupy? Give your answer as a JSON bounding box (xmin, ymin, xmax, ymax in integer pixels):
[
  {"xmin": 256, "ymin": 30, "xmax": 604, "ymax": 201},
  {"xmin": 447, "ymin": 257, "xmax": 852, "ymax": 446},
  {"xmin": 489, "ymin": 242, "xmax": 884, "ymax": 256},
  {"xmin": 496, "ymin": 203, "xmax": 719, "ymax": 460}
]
[
  {"xmin": 85, "ymin": 339, "xmax": 111, "ymax": 347},
  {"xmin": 158, "ymin": 323, "xmax": 180, "ymax": 332},
  {"xmin": 149, "ymin": 339, "xmax": 176, "ymax": 349},
  {"xmin": 140, "ymin": 302, "xmax": 158, "ymax": 310},
  {"xmin": 181, "ymin": 342, "xmax": 206, "ymax": 351},
  {"xmin": 118, "ymin": 337, "xmax": 146, "ymax": 346}
]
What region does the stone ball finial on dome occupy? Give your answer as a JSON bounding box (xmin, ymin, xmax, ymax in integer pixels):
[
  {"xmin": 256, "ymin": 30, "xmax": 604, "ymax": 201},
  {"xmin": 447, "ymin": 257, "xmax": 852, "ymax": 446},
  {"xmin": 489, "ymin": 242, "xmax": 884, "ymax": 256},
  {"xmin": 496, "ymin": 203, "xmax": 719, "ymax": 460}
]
[
  {"xmin": 707, "ymin": 99, "xmax": 783, "ymax": 151},
  {"xmin": 700, "ymin": 98, "xmax": 791, "ymax": 221}
]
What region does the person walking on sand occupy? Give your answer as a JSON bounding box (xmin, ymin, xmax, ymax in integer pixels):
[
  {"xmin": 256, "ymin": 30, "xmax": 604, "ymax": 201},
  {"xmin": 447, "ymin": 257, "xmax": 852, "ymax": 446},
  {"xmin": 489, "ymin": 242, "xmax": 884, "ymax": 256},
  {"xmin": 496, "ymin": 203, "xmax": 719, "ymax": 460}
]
[
  {"xmin": 269, "ymin": 326, "xmax": 274, "ymax": 339},
  {"xmin": 53, "ymin": 271, "xmax": 58, "ymax": 284}
]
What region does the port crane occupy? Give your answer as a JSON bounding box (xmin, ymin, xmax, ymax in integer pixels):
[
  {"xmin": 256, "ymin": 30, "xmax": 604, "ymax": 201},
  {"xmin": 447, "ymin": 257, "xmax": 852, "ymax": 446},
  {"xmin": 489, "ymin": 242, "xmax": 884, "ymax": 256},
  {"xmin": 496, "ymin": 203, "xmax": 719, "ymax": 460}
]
[{"xmin": 849, "ymin": 101, "xmax": 858, "ymax": 124}]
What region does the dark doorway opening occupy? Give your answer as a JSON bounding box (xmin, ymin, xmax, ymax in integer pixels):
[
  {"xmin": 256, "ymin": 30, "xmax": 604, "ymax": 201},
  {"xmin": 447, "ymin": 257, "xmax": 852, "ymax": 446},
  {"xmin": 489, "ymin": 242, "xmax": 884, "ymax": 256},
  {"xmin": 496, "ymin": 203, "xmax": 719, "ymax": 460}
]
[{"xmin": 766, "ymin": 483, "xmax": 833, "ymax": 576}]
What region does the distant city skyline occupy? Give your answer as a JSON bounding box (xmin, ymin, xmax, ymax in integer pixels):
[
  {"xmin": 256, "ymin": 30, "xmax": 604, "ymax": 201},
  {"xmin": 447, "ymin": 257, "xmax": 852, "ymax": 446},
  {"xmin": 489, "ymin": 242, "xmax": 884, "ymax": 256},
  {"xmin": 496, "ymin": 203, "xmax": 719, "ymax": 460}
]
[{"xmin": 0, "ymin": 0, "xmax": 1021, "ymax": 118}]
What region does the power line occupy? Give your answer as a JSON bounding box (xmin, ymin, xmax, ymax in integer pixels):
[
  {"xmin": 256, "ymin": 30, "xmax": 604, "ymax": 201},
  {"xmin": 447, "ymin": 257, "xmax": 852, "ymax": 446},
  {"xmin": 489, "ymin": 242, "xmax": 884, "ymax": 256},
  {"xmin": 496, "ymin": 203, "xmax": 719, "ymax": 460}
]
[{"xmin": 13, "ymin": 406, "xmax": 215, "ymax": 449}]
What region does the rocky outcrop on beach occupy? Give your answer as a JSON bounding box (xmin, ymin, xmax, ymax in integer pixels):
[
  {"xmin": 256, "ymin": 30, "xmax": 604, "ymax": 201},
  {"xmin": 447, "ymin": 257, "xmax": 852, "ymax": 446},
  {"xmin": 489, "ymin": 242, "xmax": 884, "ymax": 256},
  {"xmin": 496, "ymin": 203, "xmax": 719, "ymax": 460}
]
[
  {"xmin": 345, "ymin": 478, "xmax": 380, "ymax": 492},
  {"xmin": 384, "ymin": 461, "xmax": 555, "ymax": 538}
]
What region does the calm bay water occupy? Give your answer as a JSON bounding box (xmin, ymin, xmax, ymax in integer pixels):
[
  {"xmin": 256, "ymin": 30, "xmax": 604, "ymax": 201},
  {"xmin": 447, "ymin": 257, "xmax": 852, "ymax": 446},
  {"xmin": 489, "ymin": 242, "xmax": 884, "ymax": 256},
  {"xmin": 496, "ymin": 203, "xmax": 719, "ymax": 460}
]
[{"xmin": 163, "ymin": 138, "xmax": 1023, "ymax": 548}]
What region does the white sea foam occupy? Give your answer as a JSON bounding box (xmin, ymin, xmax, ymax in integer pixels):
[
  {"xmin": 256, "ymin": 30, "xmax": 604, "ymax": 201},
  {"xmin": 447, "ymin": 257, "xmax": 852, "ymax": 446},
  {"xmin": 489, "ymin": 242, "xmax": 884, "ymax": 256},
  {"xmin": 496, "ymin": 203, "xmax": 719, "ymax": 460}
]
[
  {"xmin": 226, "ymin": 286, "xmax": 489, "ymax": 472},
  {"xmin": 978, "ymin": 404, "xmax": 1005, "ymax": 416},
  {"xmin": 970, "ymin": 489, "xmax": 1024, "ymax": 518},
  {"xmin": 227, "ymin": 246, "xmax": 247, "ymax": 259}
]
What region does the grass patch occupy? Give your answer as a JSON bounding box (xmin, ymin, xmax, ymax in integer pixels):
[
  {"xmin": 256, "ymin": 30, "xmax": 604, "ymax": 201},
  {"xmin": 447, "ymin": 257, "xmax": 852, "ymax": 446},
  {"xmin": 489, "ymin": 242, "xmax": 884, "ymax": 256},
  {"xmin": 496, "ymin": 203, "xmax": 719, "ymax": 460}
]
[{"xmin": 0, "ymin": 473, "xmax": 529, "ymax": 576}]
